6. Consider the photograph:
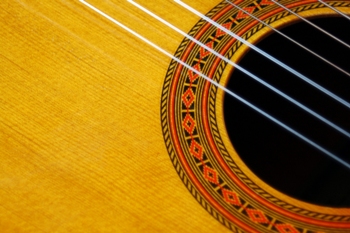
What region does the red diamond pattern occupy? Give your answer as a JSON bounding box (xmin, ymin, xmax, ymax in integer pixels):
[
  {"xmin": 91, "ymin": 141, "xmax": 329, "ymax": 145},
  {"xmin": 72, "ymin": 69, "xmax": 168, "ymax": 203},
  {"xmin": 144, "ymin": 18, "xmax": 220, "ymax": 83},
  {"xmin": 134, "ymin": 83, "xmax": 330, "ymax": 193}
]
[
  {"xmin": 190, "ymin": 140, "xmax": 203, "ymax": 160},
  {"xmin": 188, "ymin": 63, "xmax": 201, "ymax": 82},
  {"xmin": 236, "ymin": 7, "xmax": 256, "ymax": 20},
  {"xmin": 216, "ymin": 22, "xmax": 232, "ymax": 37},
  {"xmin": 222, "ymin": 189, "xmax": 241, "ymax": 206},
  {"xmin": 275, "ymin": 224, "xmax": 299, "ymax": 233},
  {"xmin": 260, "ymin": 0, "xmax": 274, "ymax": 5},
  {"xmin": 246, "ymin": 209, "xmax": 269, "ymax": 224},
  {"xmin": 199, "ymin": 41, "xmax": 214, "ymax": 58},
  {"xmin": 182, "ymin": 114, "xmax": 195, "ymax": 134},
  {"xmin": 203, "ymin": 166, "xmax": 219, "ymax": 184},
  {"xmin": 182, "ymin": 88, "xmax": 195, "ymax": 108}
]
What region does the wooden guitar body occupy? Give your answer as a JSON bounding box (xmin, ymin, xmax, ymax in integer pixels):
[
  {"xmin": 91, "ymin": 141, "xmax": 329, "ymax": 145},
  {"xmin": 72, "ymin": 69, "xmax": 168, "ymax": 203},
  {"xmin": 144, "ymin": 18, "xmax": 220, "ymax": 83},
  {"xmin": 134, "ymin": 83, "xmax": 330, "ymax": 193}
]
[{"xmin": 1, "ymin": 0, "xmax": 349, "ymax": 232}]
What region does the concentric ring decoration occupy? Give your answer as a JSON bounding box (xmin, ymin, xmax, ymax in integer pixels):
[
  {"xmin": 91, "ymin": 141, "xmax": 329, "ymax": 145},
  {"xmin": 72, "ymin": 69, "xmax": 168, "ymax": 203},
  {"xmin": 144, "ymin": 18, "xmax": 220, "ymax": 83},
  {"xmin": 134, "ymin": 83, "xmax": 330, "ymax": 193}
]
[{"xmin": 161, "ymin": 0, "xmax": 350, "ymax": 232}]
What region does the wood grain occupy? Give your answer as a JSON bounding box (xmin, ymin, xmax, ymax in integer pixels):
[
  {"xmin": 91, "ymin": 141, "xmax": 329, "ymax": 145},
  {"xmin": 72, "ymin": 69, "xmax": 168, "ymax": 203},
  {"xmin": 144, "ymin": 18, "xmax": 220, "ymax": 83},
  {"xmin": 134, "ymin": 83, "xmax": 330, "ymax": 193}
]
[
  {"xmin": 2, "ymin": 0, "xmax": 350, "ymax": 232},
  {"xmin": 0, "ymin": 0, "xmax": 229, "ymax": 232}
]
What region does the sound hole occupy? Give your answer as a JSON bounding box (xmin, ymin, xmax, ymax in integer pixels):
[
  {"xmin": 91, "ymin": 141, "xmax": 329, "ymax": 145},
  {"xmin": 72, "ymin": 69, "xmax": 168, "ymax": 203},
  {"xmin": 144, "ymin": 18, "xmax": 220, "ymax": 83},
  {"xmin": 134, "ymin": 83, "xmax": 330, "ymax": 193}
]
[{"xmin": 224, "ymin": 17, "xmax": 350, "ymax": 207}]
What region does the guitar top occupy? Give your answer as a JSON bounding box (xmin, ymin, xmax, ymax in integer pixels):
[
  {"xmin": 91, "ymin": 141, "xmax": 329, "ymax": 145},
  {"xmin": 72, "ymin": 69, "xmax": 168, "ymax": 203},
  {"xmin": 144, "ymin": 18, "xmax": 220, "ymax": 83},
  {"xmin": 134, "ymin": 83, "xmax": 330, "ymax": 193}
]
[{"xmin": 1, "ymin": 0, "xmax": 349, "ymax": 232}]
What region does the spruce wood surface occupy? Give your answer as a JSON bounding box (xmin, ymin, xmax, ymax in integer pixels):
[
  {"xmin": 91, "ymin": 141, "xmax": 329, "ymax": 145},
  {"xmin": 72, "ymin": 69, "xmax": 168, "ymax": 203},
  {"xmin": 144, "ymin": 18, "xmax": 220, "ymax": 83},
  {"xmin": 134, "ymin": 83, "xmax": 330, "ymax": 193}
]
[
  {"xmin": 0, "ymin": 0, "xmax": 230, "ymax": 232},
  {"xmin": 1, "ymin": 0, "xmax": 349, "ymax": 232}
]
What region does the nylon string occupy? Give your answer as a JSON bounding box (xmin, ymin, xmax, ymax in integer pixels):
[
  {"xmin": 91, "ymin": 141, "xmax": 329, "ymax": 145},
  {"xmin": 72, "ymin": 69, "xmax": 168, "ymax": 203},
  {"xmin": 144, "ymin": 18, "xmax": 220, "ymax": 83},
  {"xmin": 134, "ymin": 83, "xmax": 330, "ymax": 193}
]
[
  {"xmin": 128, "ymin": 0, "xmax": 350, "ymax": 139},
  {"xmin": 318, "ymin": 0, "xmax": 350, "ymax": 21},
  {"xmin": 175, "ymin": 0, "xmax": 350, "ymax": 109},
  {"xmin": 271, "ymin": 0, "xmax": 350, "ymax": 49},
  {"xmin": 225, "ymin": 0, "xmax": 350, "ymax": 77},
  {"xmin": 79, "ymin": 0, "xmax": 350, "ymax": 170}
]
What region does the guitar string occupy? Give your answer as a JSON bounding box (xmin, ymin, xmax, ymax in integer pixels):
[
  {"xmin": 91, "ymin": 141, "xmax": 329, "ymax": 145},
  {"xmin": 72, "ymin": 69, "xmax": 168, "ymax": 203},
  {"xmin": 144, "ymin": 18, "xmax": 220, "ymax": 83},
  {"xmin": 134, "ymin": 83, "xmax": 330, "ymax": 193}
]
[
  {"xmin": 79, "ymin": 0, "xmax": 350, "ymax": 169},
  {"xmin": 175, "ymin": 0, "xmax": 350, "ymax": 109},
  {"xmin": 128, "ymin": 0, "xmax": 350, "ymax": 139},
  {"xmin": 225, "ymin": 0, "xmax": 350, "ymax": 77},
  {"xmin": 318, "ymin": 0, "xmax": 350, "ymax": 21},
  {"xmin": 271, "ymin": 0, "xmax": 350, "ymax": 49}
]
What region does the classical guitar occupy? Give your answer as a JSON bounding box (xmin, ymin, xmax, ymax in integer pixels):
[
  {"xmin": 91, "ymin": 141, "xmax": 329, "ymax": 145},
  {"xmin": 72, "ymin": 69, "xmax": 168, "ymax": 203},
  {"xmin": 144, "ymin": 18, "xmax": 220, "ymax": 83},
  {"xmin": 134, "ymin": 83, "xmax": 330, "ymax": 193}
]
[{"xmin": 1, "ymin": 0, "xmax": 349, "ymax": 232}]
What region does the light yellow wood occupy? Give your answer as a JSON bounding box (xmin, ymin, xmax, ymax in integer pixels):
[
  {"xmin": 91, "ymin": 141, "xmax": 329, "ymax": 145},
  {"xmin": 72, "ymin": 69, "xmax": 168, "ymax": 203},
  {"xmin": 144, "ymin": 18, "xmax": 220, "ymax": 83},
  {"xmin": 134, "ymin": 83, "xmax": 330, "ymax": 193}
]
[
  {"xmin": 1, "ymin": 0, "xmax": 350, "ymax": 232},
  {"xmin": 0, "ymin": 0, "xmax": 228, "ymax": 232}
]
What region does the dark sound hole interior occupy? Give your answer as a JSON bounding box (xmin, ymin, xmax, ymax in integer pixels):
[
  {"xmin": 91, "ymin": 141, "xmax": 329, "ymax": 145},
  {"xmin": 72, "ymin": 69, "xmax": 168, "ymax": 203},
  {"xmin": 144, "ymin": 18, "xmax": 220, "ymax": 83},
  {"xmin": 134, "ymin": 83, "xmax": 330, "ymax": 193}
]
[{"xmin": 224, "ymin": 17, "xmax": 350, "ymax": 207}]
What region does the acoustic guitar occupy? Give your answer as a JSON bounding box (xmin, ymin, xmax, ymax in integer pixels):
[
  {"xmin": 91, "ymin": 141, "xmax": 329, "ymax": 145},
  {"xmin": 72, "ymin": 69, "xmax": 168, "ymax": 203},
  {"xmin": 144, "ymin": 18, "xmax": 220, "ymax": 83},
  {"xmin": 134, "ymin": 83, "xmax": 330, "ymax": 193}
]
[{"xmin": 1, "ymin": 0, "xmax": 349, "ymax": 232}]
